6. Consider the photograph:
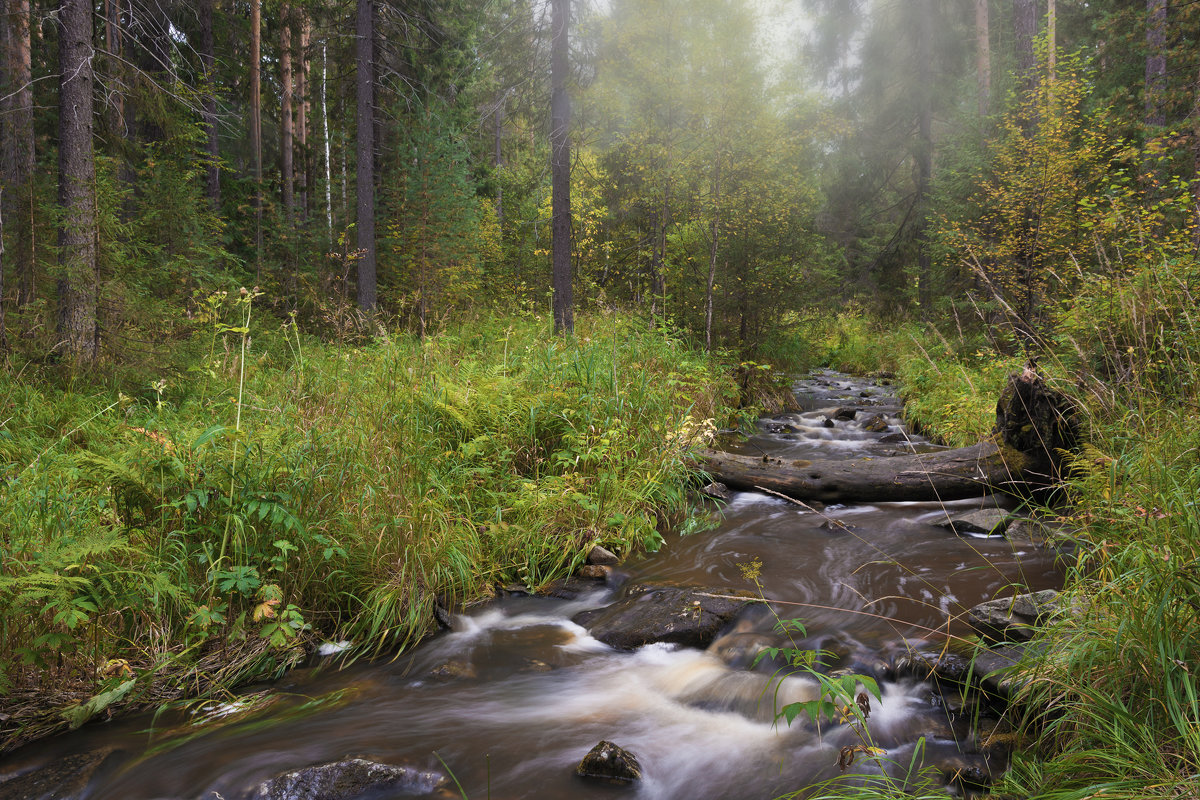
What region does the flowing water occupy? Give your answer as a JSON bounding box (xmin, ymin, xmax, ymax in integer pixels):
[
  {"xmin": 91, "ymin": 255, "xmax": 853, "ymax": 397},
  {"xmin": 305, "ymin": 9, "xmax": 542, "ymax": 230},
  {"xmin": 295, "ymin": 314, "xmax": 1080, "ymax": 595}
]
[{"xmin": 0, "ymin": 372, "xmax": 1067, "ymax": 800}]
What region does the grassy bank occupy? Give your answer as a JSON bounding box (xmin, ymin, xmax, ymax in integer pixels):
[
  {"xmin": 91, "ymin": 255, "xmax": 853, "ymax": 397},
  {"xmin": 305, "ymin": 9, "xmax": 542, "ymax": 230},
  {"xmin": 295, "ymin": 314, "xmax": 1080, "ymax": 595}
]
[
  {"xmin": 813, "ymin": 302, "xmax": 1200, "ymax": 798},
  {"xmin": 0, "ymin": 306, "xmax": 739, "ymax": 751}
]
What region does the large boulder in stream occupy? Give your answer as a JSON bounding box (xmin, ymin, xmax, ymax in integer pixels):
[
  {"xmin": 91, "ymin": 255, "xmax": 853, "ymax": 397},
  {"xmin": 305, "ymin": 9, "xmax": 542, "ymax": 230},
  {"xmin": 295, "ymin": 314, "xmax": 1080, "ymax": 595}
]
[
  {"xmin": 575, "ymin": 740, "xmax": 642, "ymax": 784},
  {"xmin": 248, "ymin": 758, "xmax": 448, "ymax": 800},
  {"xmin": 571, "ymin": 584, "xmax": 758, "ymax": 650}
]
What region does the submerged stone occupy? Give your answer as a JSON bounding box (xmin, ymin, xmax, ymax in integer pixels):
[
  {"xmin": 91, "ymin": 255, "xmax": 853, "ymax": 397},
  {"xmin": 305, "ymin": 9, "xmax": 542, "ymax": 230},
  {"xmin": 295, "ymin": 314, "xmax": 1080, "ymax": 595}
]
[
  {"xmin": 249, "ymin": 758, "xmax": 446, "ymax": 800},
  {"xmin": 575, "ymin": 741, "xmax": 642, "ymax": 784},
  {"xmin": 428, "ymin": 660, "xmax": 476, "ymax": 681}
]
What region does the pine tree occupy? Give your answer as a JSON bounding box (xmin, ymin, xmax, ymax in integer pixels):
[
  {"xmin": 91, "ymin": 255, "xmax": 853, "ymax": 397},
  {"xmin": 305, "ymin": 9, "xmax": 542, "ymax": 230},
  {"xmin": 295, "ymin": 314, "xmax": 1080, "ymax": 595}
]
[{"xmin": 56, "ymin": 0, "xmax": 98, "ymax": 363}]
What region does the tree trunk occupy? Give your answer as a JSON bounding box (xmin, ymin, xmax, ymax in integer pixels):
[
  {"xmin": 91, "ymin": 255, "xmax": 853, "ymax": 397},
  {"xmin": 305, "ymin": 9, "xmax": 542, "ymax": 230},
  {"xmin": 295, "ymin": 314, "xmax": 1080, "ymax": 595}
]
[
  {"xmin": 356, "ymin": 0, "xmax": 377, "ymax": 311},
  {"xmin": 322, "ymin": 39, "xmax": 333, "ymax": 245},
  {"xmin": 298, "ymin": 13, "xmax": 311, "ymax": 220},
  {"xmin": 201, "ymin": 0, "xmax": 220, "ymax": 208},
  {"xmin": 550, "ymin": 0, "xmax": 573, "ymax": 335},
  {"xmin": 135, "ymin": 0, "xmax": 170, "ymax": 145},
  {"xmin": 494, "ymin": 91, "xmax": 504, "ymax": 227},
  {"xmin": 1047, "ymin": 0, "xmax": 1056, "ymax": 85},
  {"xmin": 1192, "ymin": 62, "xmax": 1200, "ymax": 249},
  {"xmin": 250, "ymin": 0, "xmax": 263, "ymax": 271},
  {"xmin": 56, "ymin": 0, "xmax": 98, "ymax": 364},
  {"xmin": 916, "ymin": 0, "xmax": 934, "ymax": 309},
  {"xmin": 1145, "ymin": 0, "xmax": 1167, "ymax": 128},
  {"xmin": 4, "ymin": 0, "xmax": 35, "ymax": 307},
  {"xmin": 1014, "ymin": 0, "xmax": 1037, "ymax": 96},
  {"xmin": 705, "ymin": 157, "xmax": 721, "ymax": 352},
  {"xmin": 975, "ymin": 0, "xmax": 990, "ymax": 117},
  {"xmin": 0, "ymin": 186, "xmax": 6, "ymax": 351},
  {"xmin": 281, "ymin": 5, "xmax": 295, "ymax": 223}
]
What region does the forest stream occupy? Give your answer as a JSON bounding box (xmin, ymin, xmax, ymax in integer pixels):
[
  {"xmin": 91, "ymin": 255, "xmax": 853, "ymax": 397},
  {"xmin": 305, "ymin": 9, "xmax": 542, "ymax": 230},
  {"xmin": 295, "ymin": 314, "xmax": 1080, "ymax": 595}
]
[{"xmin": 0, "ymin": 372, "xmax": 1068, "ymax": 800}]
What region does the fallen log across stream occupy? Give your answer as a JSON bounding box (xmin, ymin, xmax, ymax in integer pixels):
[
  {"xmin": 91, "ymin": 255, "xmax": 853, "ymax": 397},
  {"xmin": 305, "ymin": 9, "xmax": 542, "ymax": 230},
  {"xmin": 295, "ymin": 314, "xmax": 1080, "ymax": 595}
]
[
  {"xmin": 698, "ymin": 440, "xmax": 1032, "ymax": 503},
  {"xmin": 700, "ymin": 366, "xmax": 1080, "ymax": 503}
]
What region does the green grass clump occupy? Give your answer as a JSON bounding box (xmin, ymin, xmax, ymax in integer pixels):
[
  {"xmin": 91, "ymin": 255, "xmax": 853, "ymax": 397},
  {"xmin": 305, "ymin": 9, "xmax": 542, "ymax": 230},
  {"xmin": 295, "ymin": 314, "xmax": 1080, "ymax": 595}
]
[
  {"xmin": 0, "ymin": 305, "xmax": 737, "ymax": 749},
  {"xmin": 993, "ymin": 399, "xmax": 1200, "ymax": 799}
]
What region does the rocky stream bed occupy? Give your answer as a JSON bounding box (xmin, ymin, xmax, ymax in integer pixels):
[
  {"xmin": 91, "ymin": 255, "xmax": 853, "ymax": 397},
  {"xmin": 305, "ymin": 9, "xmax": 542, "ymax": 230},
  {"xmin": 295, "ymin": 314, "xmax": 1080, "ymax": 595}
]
[{"xmin": 0, "ymin": 371, "xmax": 1074, "ymax": 800}]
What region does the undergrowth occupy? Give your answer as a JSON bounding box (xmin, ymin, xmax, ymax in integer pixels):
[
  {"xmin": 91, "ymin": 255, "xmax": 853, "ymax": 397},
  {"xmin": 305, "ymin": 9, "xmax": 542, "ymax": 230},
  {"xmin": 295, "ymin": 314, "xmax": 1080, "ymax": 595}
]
[{"xmin": 0, "ymin": 307, "xmax": 738, "ymax": 750}]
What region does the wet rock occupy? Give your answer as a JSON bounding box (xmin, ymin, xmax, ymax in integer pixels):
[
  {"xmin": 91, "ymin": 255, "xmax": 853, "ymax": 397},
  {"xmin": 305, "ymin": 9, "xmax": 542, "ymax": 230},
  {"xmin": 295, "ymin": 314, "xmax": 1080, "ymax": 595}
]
[
  {"xmin": 571, "ymin": 584, "xmax": 758, "ymax": 651},
  {"xmin": 973, "ymin": 715, "xmax": 1019, "ymax": 762},
  {"xmin": 832, "ymin": 407, "xmax": 858, "ymax": 421},
  {"xmin": 968, "ymin": 590, "xmax": 1061, "ymax": 642},
  {"xmin": 822, "ymin": 417, "xmax": 836, "ymax": 428},
  {"xmin": 429, "ymin": 660, "xmax": 476, "ymax": 682},
  {"xmin": 577, "ymin": 564, "xmax": 611, "ymax": 581},
  {"xmin": 934, "ymin": 508, "xmax": 1011, "ymax": 537},
  {"xmin": 878, "ymin": 432, "xmax": 908, "ymax": 444},
  {"xmin": 861, "ymin": 414, "xmax": 889, "ymax": 433},
  {"xmin": 249, "ymin": 758, "xmax": 447, "ymax": 800},
  {"xmin": 765, "ymin": 422, "xmax": 800, "ymax": 434},
  {"xmin": 934, "ymin": 753, "xmax": 995, "ymax": 793},
  {"xmin": 700, "ymin": 482, "xmax": 732, "ymax": 501},
  {"xmin": 897, "ymin": 644, "xmax": 1027, "ymax": 703},
  {"xmin": 575, "ymin": 741, "xmax": 642, "ymax": 784},
  {"xmin": 586, "ymin": 545, "xmax": 619, "ymax": 566},
  {"xmin": 708, "ymin": 630, "xmax": 778, "ymax": 669},
  {"xmin": 0, "ymin": 748, "xmax": 116, "ymax": 800},
  {"xmin": 541, "ymin": 575, "xmax": 612, "ymax": 600},
  {"xmin": 524, "ymin": 659, "xmax": 554, "ymax": 672}
]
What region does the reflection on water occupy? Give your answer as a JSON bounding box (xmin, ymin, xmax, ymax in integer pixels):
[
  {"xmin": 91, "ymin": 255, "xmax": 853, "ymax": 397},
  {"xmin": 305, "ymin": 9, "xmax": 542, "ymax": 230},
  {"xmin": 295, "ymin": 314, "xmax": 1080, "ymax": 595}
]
[{"xmin": 0, "ymin": 372, "xmax": 1065, "ymax": 800}]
